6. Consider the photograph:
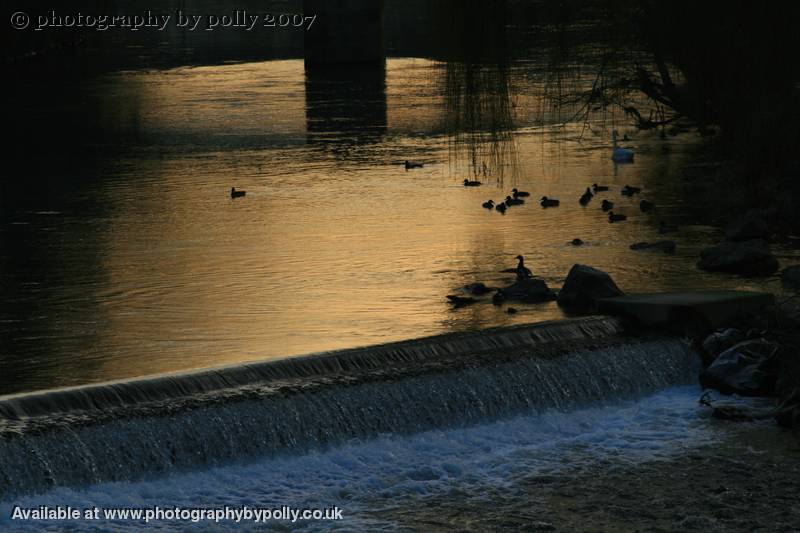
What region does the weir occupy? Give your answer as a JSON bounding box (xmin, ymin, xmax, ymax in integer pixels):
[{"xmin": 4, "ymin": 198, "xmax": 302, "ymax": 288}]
[{"xmin": 0, "ymin": 318, "xmax": 698, "ymax": 499}]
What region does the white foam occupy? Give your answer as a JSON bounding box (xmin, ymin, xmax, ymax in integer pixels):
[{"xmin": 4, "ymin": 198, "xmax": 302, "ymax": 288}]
[{"xmin": 1, "ymin": 385, "xmax": 724, "ymax": 531}]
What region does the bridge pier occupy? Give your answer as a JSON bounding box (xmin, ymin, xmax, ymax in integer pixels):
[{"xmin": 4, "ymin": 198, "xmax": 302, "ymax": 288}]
[{"xmin": 303, "ymin": 0, "xmax": 385, "ymax": 65}]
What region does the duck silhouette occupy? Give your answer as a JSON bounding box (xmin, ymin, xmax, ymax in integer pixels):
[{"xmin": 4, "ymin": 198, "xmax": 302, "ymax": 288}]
[
  {"xmin": 447, "ymin": 295, "xmax": 477, "ymax": 307},
  {"xmin": 540, "ymin": 196, "xmax": 560, "ymax": 208},
  {"xmin": 659, "ymin": 221, "xmax": 679, "ymax": 234},
  {"xmin": 464, "ymin": 179, "xmax": 482, "ymax": 187},
  {"xmin": 514, "ymin": 255, "xmax": 533, "ymax": 279},
  {"xmin": 579, "ymin": 187, "xmax": 593, "ymax": 206},
  {"xmin": 601, "ymin": 199, "xmax": 614, "ymax": 212},
  {"xmin": 495, "ymin": 202, "xmax": 507, "ymax": 214},
  {"xmin": 608, "ymin": 211, "xmax": 627, "ymax": 223},
  {"xmin": 482, "ymin": 200, "xmax": 495, "ymax": 209},
  {"xmin": 512, "ymin": 188, "xmax": 530, "ymax": 198},
  {"xmin": 230, "ymin": 187, "xmax": 246, "ymax": 198},
  {"xmin": 640, "ymin": 199, "xmax": 656, "ymax": 212},
  {"xmin": 621, "ymin": 185, "xmax": 642, "ymax": 197},
  {"xmin": 592, "ymin": 183, "xmax": 609, "ymax": 192},
  {"xmin": 404, "ymin": 160, "xmax": 423, "ymax": 169},
  {"xmin": 505, "ymin": 195, "xmax": 525, "ymax": 206}
]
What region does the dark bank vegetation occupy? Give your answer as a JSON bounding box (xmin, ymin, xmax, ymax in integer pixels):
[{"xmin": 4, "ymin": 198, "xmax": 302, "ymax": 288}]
[{"xmin": 559, "ymin": 0, "xmax": 800, "ymax": 230}]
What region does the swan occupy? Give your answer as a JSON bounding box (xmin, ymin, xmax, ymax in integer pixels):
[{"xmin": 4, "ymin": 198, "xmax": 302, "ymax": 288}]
[
  {"xmin": 230, "ymin": 187, "xmax": 246, "ymax": 198},
  {"xmin": 611, "ymin": 130, "xmax": 634, "ymax": 162}
]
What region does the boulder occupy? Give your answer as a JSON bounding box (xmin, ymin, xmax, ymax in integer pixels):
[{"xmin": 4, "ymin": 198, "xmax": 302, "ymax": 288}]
[
  {"xmin": 557, "ymin": 264, "xmax": 624, "ymax": 313},
  {"xmin": 782, "ymin": 265, "xmax": 800, "ymax": 290},
  {"xmin": 725, "ymin": 209, "xmax": 770, "ymax": 241},
  {"xmin": 464, "ymin": 282, "xmax": 495, "ymax": 295},
  {"xmin": 493, "ymin": 278, "xmax": 556, "ymax": 305},
  {"xmin": 629, "ymin": 240, "xmax": 676, "ymax": 253},
  {"xmin": 701, "ymin": 328, "xmax": 744, "ymax": 360},
  {"xmin": 697, "ymin": 239, "xmax": 779, "ymax": 276},
  {"xmin": 699, "ymin": 339, "xmax": 778, "ymax": 396},
  {"xmin": 776, "ymin": 300, "xmax": 800, "ymax": 329}
]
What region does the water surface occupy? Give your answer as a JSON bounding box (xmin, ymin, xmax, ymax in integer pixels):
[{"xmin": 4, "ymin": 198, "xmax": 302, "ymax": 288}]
[{"xmin": 2, "ymin": 57, "xmax": 796, "ymax": 395}]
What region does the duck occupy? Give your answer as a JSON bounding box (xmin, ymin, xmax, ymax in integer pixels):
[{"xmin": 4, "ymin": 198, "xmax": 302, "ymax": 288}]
[
  {"xmin": 639, "ymin": 199, "xmax": 656, "ymax": 212},
  {"xmin": 592, "ymin": 183, "xmax": 609, "ymax": 192},
  {"xmin": 611, "ymin": 130, "xmax": 634, "ymax": 162},
  {"xmin": 579, "ymin": 187, "xmax": 594, "ymax": 206},
  {"xmin": 571, "ymin": 238, "xmax": 584, "ymax": 246},
  {"xmin": 512, "ymin": 188, "xmax": 530, "ymax": 198},
  {"xmin": 621, "ymin": 185, "xmax": 642, "ymax": 197},
  {"xmin": 447, "ymin": 295, "xmax": 478, "ymax": 307},
  {"xmin": 404, "ymin": 160, "xmax": 424, "ymax": 169},
  {"xmin": 601, "ymin": 199, "xmax": 614, "ymax": 212},
  {"xmin": 230, "ymin": 187, "xmax": 246, "ymax": 198},
  {"xmin": 608, "ymin": 211, "xmax": 627, "ymax": 223},
  {"xmin": 659, "ymin": 221, "xmax": 679, "ymax": 234},
  {"xmin": 540, "ymin": 196, "xmax": 560, "ymax": 208},
  {"xmin": 505, "ymin": 195, "xmax": 525, "ymax": 206},
  {"xmin": 514, "ymin": 255, "xmax": 533, "ymax": 279},
  {"xmin": 495, "ymin": 202, "xmax": 507, "ymax": 214},
  {"xmin": 482, "ymin": 200, "xmax": 495, "ymax": 209},
  {"xmin": 506, "ymin": 307, "xmax": 518, "ymax": 315},
  {"xmin": 464, "ymin": 179, "xmax": 482, "ymax": 187}
]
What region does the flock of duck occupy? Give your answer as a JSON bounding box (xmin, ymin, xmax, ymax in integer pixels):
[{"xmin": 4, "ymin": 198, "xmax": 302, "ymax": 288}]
[
  {"xmin": 475, "ymin": 181, "xmax": 657, "ymax": 224},
  {"xmin": 231, "ymin": 132, "xmax": 679, "ymax": 315}
]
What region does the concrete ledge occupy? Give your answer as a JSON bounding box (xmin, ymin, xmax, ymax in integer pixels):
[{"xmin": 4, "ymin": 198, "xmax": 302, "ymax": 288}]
[{"xmin": 598, "ymin": 291, "xmax": 775, "ymax": 336}]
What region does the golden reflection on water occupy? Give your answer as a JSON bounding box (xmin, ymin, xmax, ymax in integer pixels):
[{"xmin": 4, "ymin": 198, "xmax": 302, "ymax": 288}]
[{"xmin": 3, "ymin": 58, "xmax": 796, "ymax": 393}]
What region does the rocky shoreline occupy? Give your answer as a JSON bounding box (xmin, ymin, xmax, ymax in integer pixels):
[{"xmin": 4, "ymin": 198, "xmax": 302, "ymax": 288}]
[{"xmin": 536, "ymin": 422, "xmax": 800, "ymax": 533}]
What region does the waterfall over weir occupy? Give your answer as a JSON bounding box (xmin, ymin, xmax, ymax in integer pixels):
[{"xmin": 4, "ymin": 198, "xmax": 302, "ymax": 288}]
[{"xmin": 0, "ymin": 317, "xmax": 697, "ymax": 499}]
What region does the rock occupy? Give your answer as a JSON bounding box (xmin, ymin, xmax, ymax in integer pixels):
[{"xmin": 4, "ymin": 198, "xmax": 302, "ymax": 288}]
[
  {"xmin": 702, "ymin": 328, "xmax": 744, "ymax": 360},
  {"xmin": 464, "ymin": 282, "xmax": 495, "ymax": 295},
  {"xmin": 699, "ymin": 339, "xmax": 779, "ymax": 397},
  {"xmin": 725, "ymin": 209, "xmax": 770, "ymax": 241},
  {"xmin": 629, "ymin": 240, "xmax": 676, "ymax": 253},
  {"xmin": 493, "ymin": 278, "xmax": 556, "ymax": 305},
  {"xmin": 697, "ymin": 239, "xmax": 779, "ymax": 276},
  {"xmin": 776, "ymin": 387, "xmax": 800, "ymax": 428},
  {"xmin": 776, "ymin": 300, "xmax": 800, "ymax": 329},
  {"xmin": 557, "ymin": 264, "xmax": 624, "ymax": 313},
  {"xmin": 782, "ymin": 265, "xmax": 800, "ymax": 290},
  {"xmin": 711, "ymin": 404, "xmax": 777, "ymax": 421}
]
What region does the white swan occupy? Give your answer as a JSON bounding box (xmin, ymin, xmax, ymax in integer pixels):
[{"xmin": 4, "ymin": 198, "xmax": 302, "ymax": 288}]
[{"xmin": 611, "ymin": 130, "xmax": 634, "ymax": 162}]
